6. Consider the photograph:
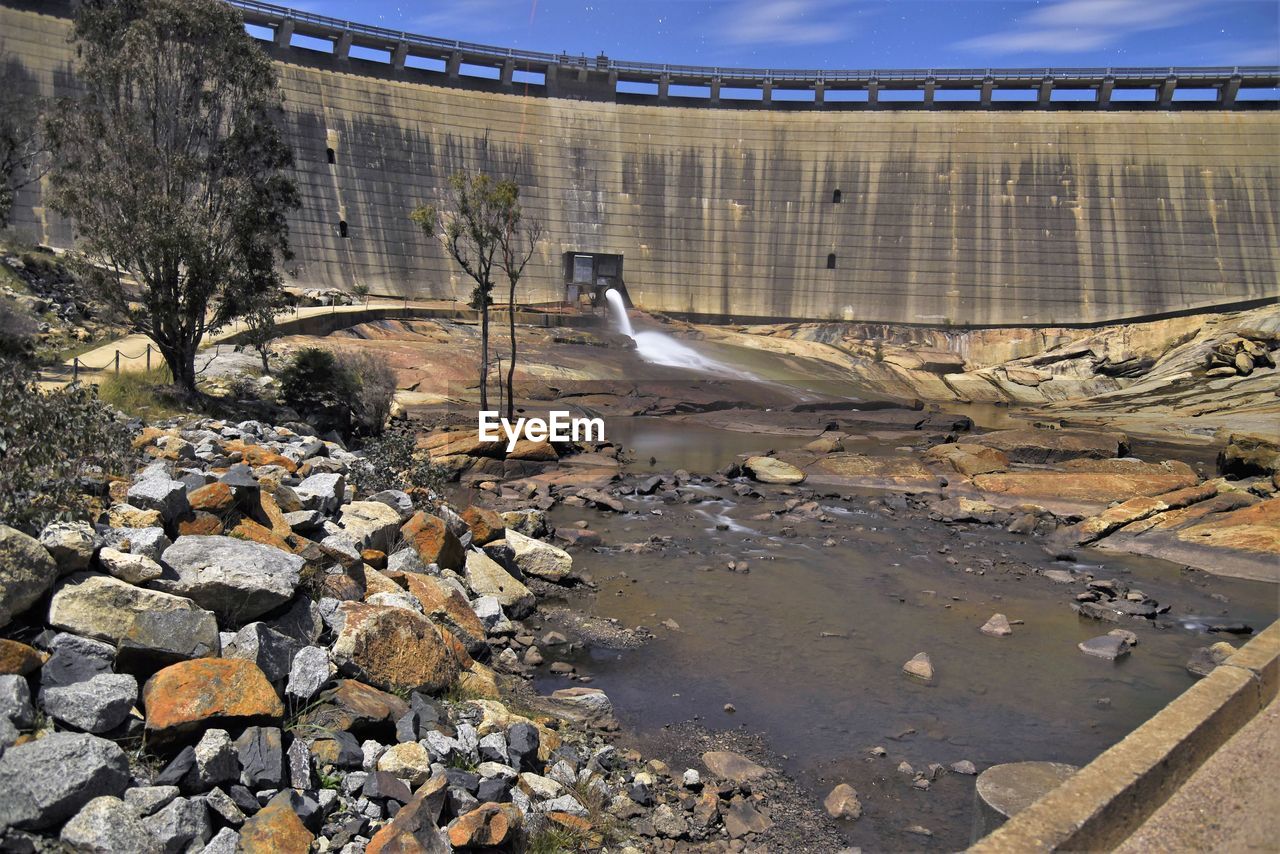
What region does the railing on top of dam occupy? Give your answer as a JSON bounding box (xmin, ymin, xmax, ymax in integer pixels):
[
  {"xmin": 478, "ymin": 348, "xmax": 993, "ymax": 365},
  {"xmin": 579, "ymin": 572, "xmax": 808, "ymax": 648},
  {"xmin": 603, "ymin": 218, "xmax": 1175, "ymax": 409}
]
[{"xmin": 222, "ymin": 0, "xmax": 1280, "ymax": 109}]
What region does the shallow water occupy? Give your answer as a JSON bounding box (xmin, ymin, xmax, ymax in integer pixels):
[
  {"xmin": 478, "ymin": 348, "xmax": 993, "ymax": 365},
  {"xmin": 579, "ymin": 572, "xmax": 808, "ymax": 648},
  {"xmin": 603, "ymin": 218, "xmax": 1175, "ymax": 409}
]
[
  {"xmin": 533, "ymin": 449, "xmax": 1277, "ymax": 848},
  {"xmin": 605, "ymin": 416, "xmax": 813, "ymax": 474}
]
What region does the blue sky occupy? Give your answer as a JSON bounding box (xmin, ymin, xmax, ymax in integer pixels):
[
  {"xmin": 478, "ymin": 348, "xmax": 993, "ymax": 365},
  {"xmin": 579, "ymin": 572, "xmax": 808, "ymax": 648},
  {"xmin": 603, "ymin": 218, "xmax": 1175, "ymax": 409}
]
[{"xmin": 281, "ymin": 0, "xmax": 1279, "ymax": 70}]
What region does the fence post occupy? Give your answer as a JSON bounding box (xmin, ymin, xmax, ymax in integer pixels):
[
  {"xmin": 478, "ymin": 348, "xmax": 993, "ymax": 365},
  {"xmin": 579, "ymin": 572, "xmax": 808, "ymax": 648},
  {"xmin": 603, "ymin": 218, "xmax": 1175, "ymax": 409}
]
[
  {"xmin": 146, "ymin": 344, "xmax": 151, "ymax": 372},
  {"xmin": 114, "ymin": 350, "xmax": 120, "ymax": 374},
  {"xmin": 73, "ymin": 357, "xmax": 79, "ymax": 382}
]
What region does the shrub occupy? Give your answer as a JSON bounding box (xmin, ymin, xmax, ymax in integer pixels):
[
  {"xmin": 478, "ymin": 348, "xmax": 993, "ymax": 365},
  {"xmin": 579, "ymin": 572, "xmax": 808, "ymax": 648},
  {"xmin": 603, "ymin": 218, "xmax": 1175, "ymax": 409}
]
[
  {"xmin": 0, "ymin": 295, "xmax": 39, "ymax": 361},
  {"xmin": 0, "ymin": 359, "xmax": 135, "ymax": 534},
  {"xmin": 352, "ymin": 426, "xmax": 446, "ymax": 512},
  {"xmin": 337, "ymin": 350, "xmax": 397, "ymax": 437},
  {"xmin": 278, "ymin": 347, "xmax": 358, "ymax": 436}
]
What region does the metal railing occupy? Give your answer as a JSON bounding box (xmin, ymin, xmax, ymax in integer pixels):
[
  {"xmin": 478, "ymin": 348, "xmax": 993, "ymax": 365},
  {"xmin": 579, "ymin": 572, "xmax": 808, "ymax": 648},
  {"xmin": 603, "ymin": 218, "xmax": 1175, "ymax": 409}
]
[{"xmin": 224, "ymin": 0, "xmax": 1279, "ymax": 86}]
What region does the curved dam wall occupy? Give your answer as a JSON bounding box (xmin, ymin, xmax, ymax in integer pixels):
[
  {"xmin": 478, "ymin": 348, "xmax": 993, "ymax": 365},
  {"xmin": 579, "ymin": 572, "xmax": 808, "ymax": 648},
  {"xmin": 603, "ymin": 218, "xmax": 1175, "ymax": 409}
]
[{"xmin": 3, "ymin": 2, "xmax": 1278, "ymax": 326}]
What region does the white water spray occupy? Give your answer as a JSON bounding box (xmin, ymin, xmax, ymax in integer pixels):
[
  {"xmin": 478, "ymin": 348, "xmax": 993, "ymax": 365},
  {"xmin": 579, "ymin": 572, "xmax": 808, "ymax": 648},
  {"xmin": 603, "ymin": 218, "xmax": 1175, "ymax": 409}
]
[{"xmin": 604, "ymin": 288, "xmax": 754, "ymax": 379}]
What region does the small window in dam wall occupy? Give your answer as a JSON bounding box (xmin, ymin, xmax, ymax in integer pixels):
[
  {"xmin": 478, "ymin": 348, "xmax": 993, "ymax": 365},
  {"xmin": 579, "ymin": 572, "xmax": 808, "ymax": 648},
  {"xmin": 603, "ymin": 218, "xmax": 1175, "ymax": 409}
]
[
  {"xmin": 339, "ymin": 220, "xmax": 349, "ymax": 238},
  {"xmin": 826, "ymin": 253, "xmax": 837, "ymax": 269},
  {"xmin": 326, "ymin": 147, "xmax": 336, "ymax": 165},
  {"xmin": 832, "ymin": 189, "xmax": 842, "ymax": 204}
]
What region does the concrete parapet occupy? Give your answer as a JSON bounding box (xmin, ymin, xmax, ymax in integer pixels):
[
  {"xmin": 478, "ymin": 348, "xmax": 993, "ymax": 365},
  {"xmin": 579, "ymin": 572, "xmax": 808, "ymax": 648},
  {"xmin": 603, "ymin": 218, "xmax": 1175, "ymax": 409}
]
[{"xmin": 969, "ymin": 619, "xmax": 1280, "ymax": 852}]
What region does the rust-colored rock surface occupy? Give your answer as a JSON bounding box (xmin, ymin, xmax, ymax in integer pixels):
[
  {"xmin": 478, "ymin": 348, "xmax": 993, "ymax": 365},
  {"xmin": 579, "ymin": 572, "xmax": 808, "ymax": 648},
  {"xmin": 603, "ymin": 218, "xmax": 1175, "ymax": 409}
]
[
  {"xmin": 460, "ymin": 506, "xmax": 505, "ymax": 545},
  {"xmin": 332, "ymin": 602, "xmax": 461, "ymax": 694},
  {"xmin": 238, "ymin": 792, "xmax": 314, "ymax": 853},
  {"xmin": 400, "ymin": 512, "xmax": 464, "ymax": 571},
  {"xmin": 142, "ymin": 658, "xmax": 283, "ymax": 741}
]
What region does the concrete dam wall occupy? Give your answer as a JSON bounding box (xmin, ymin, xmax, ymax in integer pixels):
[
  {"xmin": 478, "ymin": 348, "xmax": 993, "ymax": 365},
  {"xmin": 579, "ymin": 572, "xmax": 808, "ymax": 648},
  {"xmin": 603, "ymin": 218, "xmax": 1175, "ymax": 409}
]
[{"xmin": 3, "ymin": 2, "xmax": 1278, "ymax": 326}]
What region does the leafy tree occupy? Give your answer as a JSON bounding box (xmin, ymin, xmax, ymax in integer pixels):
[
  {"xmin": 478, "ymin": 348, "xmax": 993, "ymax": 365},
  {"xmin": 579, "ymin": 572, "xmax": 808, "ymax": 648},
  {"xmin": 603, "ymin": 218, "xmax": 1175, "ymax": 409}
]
[
  {"xmin": 239, "ymin": 288, "xmax": 289, "ymax": 374},
  {"xmin": 410, "ymin": 173, "xmax": 509, "ymax": 412},
  {"xmin": 44, "ymin": 0, "xmax": 298, "ymax": 396},
  {"xmin": 278, "ymin": 347, "xmax": 357, "ymax": 436},
  {"xmin": 0, "ymin": 60, "xmax": 46, "ymax": 229},
  {"xmin": 0, "ymin": 359, "xmax": 134, "ymax": 535},
  {"xmin": 336, "ymin": 349, "xmax": 397, "ymax": 437},
  {"xmin": 494, "ymin": 181, "xmax": 544, "ymax": 422}
]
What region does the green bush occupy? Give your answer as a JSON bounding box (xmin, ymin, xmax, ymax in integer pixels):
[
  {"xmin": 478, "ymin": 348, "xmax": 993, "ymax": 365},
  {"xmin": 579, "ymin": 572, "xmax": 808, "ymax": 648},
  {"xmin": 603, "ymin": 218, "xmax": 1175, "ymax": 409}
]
[
  {"xmin": 0, "ymin": 359, "xmax": 135, "ymax": 534},
  {"xmin": 352, "ymin": 426, "xmax": 446, "ymax": 512},
  {"xmin": 278, "ymin": 347, "xmax": 358, "ymax": 436},
  {"xmin": 280, "ymin": 347, "xmax": 398, "ymax": 439}
]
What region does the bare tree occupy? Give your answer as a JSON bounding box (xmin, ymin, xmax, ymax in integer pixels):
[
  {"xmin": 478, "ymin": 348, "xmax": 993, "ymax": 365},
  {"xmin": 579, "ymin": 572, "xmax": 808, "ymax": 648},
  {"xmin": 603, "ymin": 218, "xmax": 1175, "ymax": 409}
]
[
  {"xmin": 495, "ymin": 181, "xmax": 544, "ymax": 422},
  {"xmin": 410, "ymin": 173, "xmax": 509, "ymax": 412}
]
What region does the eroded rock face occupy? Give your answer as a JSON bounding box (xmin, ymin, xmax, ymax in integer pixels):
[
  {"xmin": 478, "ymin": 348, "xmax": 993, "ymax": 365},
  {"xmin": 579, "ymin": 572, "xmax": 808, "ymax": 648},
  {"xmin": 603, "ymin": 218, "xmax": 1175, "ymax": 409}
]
[
  {"xmin": 970, "ymin": 428, "xmax": 1128, "ymax": 464},
  {"xmin": 156, "ymin": 536, "xmax": 303, "ymax": 624},
  {"xmin": 0, "ymin": 733, "xmax": 130, "ymax": 831},
  {"xmin": 142, "ymin": 658, "xmax": 283, "ymax": 742},
  {"xmin": 0, "ymin": 524, "xmax": 59, "ymax": 629},
  {"xmin": 331, "ymin": 602, "xmax": 461, "ymax": 694}
]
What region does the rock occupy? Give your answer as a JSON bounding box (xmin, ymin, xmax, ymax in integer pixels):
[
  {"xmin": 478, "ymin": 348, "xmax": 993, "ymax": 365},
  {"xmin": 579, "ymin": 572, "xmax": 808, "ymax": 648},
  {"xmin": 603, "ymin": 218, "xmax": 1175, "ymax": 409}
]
[
  {"xmin": 501, "ymin": 509, "xmax": 549, "ymax": 538},
  {"xmin": 824, "ymin": 783, "xmax": 863, "ymax": 820},
  {"xmin": 157, "ymin": 536, "xmax": 303, "ymax": 624},
  {"xmin": 235, "ymin": 791, "xmax": 315, "ymax": 853},
  {"xmin": 48, "ymin": 573, "xmax": 206, "ymax": 645},
  {"xmin": 924, "ymin": 443, "xmax": 1010, "ymax": 477},
  {"xmin": 127, "ymin": 478, "xmax": 191, "ymax": 522},
  {"xmin": 187, "ymin": 482, "xmax": 236, "ymax": 514},
  {"xmin": 142, "ymin": 658, "xmax": 283, "ymax": 742},
  {"xmin": 701, "ymin": 750, "xmax": 768, "ymax": 784},
  {"xmin": 464, "ymin": 550, "xmax": 535, "ymax": 617},
  {"xmin": 107, "ymin": 504, "xmax": 164, "ymax": 529},
  {"xmin": 0, "ymin": 733, "xmax": 130, "ymax": 830},
  {"xmin": 0, "ymin": 673, "xmax": 32, "ymax": 735},
  {"xmin": 653, "ymin": 803, "xmax": 689, "ymax": 838},
  {"xmin": 364, "ymin": 775, "xmax": 450, "ymax": 853},
  {"xmin": 234, "ymin": 726, "xmax": 284, "ymax": 789},
  {"xmin": 550, "ymin": 686, "xmax": 614, "ymax": 721},
  {"xmin": 504, "ymin": 529, "xmax": 573, "ymax": 581},
  {"xmin": 377, "ymin": 742, "xmax": 433, "ymax": 786},
  {"xmin": 193, "ymin": 728, "xmax": 239, "ymax": 788},
  {"xmin": 401, "ymin": 512, "xmax": 464, "ymax": 571},
  {"xmin": 39, "ymin": 673, "xmax": 138, "ymax": 733},
  {"xmin": 0, "ymin": 524, "xmax": 59, "ymax": 629},
  {"xmin": 951, "ymin": 760, "xmax": 978, "ymax": 775},
  {"xmin": 722, "ymin": 795, "xmax": 773, "ymax": 838},
  {"xmin": 331, "ymin": 602, "xmax": 461, "ymax": 694},
  {"xmin": 448, "ymin": 802, "xmax": 521, "ymax": 848},
  {"xmin": 100, "ymin": 527, "xmax": 171, "ymax": 561},
  {"xmin": 971, "ymin": 428, "xmax": 1127, "ymax": 464},
  {"xmin": 116, "ymin": 608, "xmax": 221, "ymax": 674},
  {"xmin": 293, "ymin": 472, "xmax": 346, "ymax": 514},
  {"xmin": 60, "ymin": 796, "xmax": 159, "ymax": 854},
  {"xmin": 0, "ymin": 639, "xmax": 45, "ymax": 676},
  {"xmin": 286, "ymin": 646, "xmax": 332, "ymax": 702},
  {"xmin": 980, "ymin": 613, "xmax": 1013, "ymax": 637},
  {"xmin": 39, "ymin": 521, "xmax": 97, "ymax": 573},
  {"xmin": 744, "ymin": 455, "xmax": 806, "ymax": 484},
  {"xmin": 38, "ymin": 633, "xmax": 114, "ymax": 690},
  {"xmin": 460, "ymin": 506, "xmax": 505, "ymax": 546},
  {"xmin": 125, "ymin": 786, "xmax": 179, "ymax": 817},
  {"xmin": 1078, "ymin": 634, "xmax": 1132, "ymax": 661},
  {"xmin": 97, "ymin": 547, "xmax": 163, "ymax": 584},
  {"xmin": 224, "ymin": 623, "xmax": 304, "ymax": 685},
  {"xmin": 398, "ymin": 572, "xmax": 487, "ymax": 652},
  {"xmin": 338, "ymin": 501, "xmax": 403, "ymax": 552},
  {"xmin": 903, "ymin": 652, "xmax": 934, "ymax": 680}
]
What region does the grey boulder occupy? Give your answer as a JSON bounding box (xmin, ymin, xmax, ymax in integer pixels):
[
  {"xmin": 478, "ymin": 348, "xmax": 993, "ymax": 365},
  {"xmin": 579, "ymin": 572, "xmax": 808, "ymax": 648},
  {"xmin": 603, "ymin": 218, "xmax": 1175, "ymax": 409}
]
[
  {"xmin": 39, "ymin": 521, "xmax": 97, "ymax": 573},
  {"xmin": 157, "ymin": 536, "xmax": 303, "ymax": 623},
  {"xmin": 0, "ymin": 732, "xmax": 130, "ymax": 830},
  {"xmin": 39, "ymin": 673, "xmax": 138, "ymax": 734},
  {"xmin": 60, "ymin": 796, "xmax": 160, "ymax": 854},
  {"xmin": 0, "ymin": 524, "xmax": 59, "ymax": 629},
  {"xmin": 126, "ymin": 478, "xmax": 190, "ymax": 522}
]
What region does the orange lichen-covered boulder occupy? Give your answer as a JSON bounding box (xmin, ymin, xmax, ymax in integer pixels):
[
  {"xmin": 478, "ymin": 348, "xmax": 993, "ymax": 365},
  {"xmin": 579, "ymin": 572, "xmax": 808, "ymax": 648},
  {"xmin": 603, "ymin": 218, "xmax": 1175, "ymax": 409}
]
[
  {"xmin": 237, "ymin": 791, "xmax": 314, "ymax": 854},
  {"xmin": 400, "ymin": 512, "xmax": 464, "ymax": 571},
  {"xmin": 331, "ymin": 602, "xmax": 461, "ymax": 694},
  {"xmin": 448, "ymin": 803, "xmax": 522, "ymax": 848},
  {"xmin": 460, "ymin": 506, "xmax": 505, "ymax": 546},
  {"xmin": 142, "ymin": 658, "xmax": 283, "ymax": 742}
]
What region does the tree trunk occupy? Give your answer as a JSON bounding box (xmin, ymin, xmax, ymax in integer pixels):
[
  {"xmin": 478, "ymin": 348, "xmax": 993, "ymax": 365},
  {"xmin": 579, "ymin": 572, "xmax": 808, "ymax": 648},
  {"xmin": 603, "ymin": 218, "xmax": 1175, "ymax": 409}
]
[
  {"xmin": 506, "ymin": 278, "xmax": 516, "ymax": 422},
  {"xmin": 259, "ymin": 345, "xmax": 270, "ymax": 374},
  {"xmin": 479, "ymin": 300, "xmax": 489, "ymax": 412},
  {"xmin": 158, "ymin": 337, "xmax": 198, "ymax": 398}
]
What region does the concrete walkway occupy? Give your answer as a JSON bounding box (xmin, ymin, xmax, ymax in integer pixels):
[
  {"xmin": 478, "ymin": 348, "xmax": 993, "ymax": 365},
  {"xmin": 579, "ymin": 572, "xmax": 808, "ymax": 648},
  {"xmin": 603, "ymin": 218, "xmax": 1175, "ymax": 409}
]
[{"xmin": 1114, "ymin": 693, "xmax": 1280, "ymax": 853}]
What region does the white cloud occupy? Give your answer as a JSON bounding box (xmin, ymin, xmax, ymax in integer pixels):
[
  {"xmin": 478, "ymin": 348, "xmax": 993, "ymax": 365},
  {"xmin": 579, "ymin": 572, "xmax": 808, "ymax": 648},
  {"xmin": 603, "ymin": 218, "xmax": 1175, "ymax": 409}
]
[
  {"xmin": 720, "ymin": 0, "xmax": 850, "ymax": 47},
  {"xmin": 957, "ymin": 0, "xmax": 1208, "ymax": 55}
]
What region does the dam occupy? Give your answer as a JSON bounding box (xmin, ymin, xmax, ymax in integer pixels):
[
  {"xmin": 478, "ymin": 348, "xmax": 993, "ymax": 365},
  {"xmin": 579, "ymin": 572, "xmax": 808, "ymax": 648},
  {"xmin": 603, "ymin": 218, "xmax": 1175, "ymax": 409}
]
[{"xmin": 2, "ymin": 0, "xmax": 1279, "ymax": 326}]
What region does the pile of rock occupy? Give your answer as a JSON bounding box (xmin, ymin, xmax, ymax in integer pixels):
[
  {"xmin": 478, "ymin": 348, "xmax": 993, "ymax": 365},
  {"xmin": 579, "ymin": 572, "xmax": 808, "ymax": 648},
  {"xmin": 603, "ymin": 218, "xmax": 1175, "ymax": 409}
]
[
  {"xmin": 1205, "ymin": 335, "xmax": 1276, "ymax": 377},
  {"xmin": 0, "ymin": 417, "xmax": 742, "ymax": 851}
]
